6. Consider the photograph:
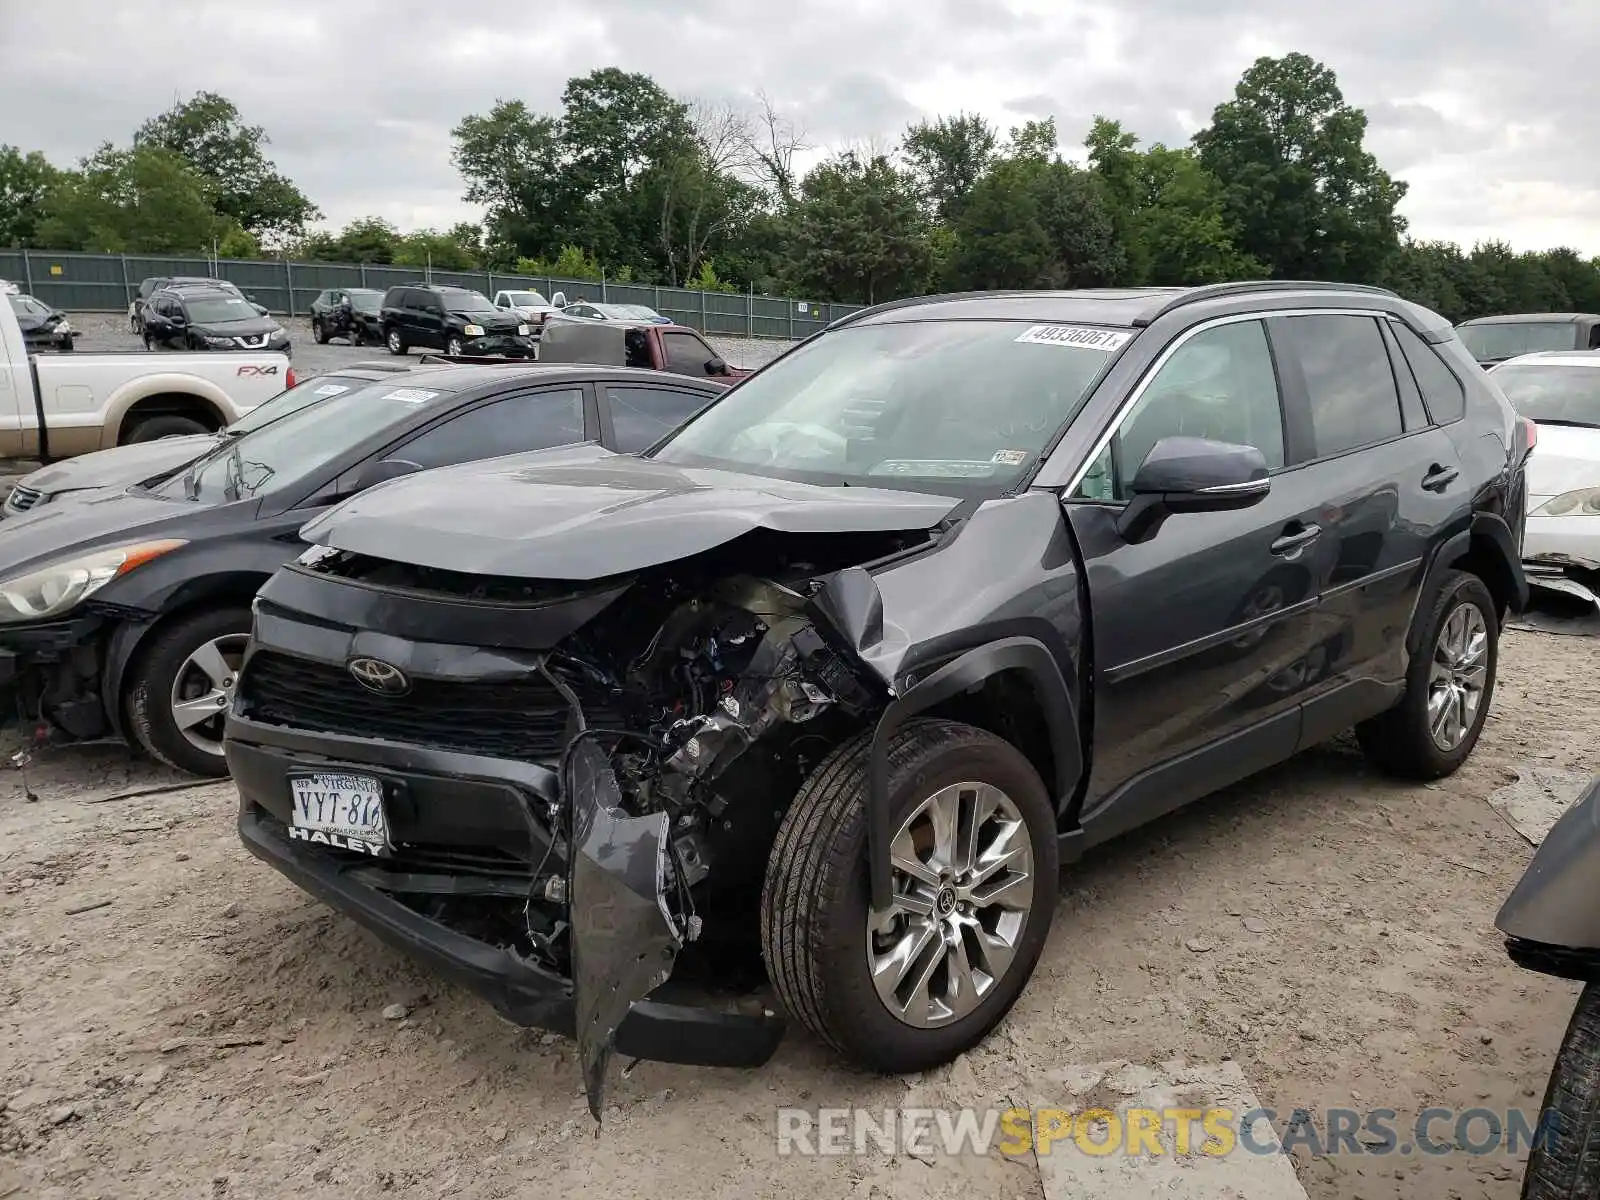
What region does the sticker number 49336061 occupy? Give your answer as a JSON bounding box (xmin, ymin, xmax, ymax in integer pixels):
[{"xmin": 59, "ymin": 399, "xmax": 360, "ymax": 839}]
[{"xmin": 1015, "ymin": 325, "xmax": 1132, "ymax": 351}]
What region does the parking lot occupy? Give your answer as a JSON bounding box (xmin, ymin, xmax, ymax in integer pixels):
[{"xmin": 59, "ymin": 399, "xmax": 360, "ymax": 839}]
[{"xmin": 1, "ymin": 621, "xmax": 1594, "ymax": 1200}]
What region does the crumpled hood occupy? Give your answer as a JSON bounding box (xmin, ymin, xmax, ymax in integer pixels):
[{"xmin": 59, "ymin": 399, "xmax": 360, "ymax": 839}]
[
  {"xmin": 194, "ymin": 315, "xmax": 280, "ymax": 337},
  {"xmin": 1528, "ymin": 422, "xmax": 1600, "ymax": 501},
  {"xmin": 299, "ymin": 444, "xmax": 962, "ymax": 580},
  {"xmin": 18, "ymin": 436, "xmax": 215, "ymax": 496},
  {"xmin": 453, "ymin": 310, "xmax": 523, "ymax": 331}
]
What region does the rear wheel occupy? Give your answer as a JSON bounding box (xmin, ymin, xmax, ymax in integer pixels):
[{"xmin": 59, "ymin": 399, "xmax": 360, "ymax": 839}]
[
  {"xmin": 761, "ymin": 718, "xmax": 1057, "ymax": 1072},
  {"xmin": 1522, "ymin": 982, "xmax": 1600, "ymax": 1198},
  {"xmin": 385, "ymin": 327, "xmax": 406, "ymax": 356},
  {"xmin": 125, "ymin": 414, "xmax": 209, "ymax": 443},
  {"xmin": 1357, "ymin": 570, "xmax": 1498, "ymax": 779},
  {"xmin": 125, "ymin": 607, "xmax": 253, "ymax": 777}
]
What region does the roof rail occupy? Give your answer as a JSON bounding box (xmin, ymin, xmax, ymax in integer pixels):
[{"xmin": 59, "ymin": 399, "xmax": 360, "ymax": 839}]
[
  {"xmin": 1132, "ymin": 280, "xmax": 1400, "ymax": 327},
  {"xmin": 824, "ymin": 289, "xmax": 1061, "ymax": 332}
]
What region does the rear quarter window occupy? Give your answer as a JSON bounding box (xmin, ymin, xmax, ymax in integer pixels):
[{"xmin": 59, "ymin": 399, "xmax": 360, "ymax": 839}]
[{"xmin": 1393, "ymin": 323, "xmax": 1466, "ymax": 424}]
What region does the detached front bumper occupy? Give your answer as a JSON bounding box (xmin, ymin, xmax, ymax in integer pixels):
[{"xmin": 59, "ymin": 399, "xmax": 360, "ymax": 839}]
[
  {"xmin": 0, "ymin": 612, "xmax": 115, "ymax": 738},
  {"xmin": 227, "ymin": 721, "xmax": 785, "ymax": 1094},
  {"xmin": 462, "ymin": 334, "xmax": 537, "ymax": 358},
  {"xmin": 1523, "ymin": 512, "xmax": 1600, "ymax": 605}
]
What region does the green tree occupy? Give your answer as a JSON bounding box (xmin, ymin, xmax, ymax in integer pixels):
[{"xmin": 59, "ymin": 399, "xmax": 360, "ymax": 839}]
[
  {"xmin": 1193, "ymin": 52, "xmax": 1407, "ymax": 281},
  {"xmin": 0, "ymin": 146, "xmax": 59, "ymax": 247},
  {"xmin": 787, "ymin": 151, "xmax": 933, "ymax": 303},
  {"xmin": 901, "ymin": 113, "xmax": 998, "ymax": 223},
  {"xmin": 393, "ymin": 223, "xmax": 484, "ymax": 271},
  {"xmin": 515, "ymin": 245, "xmax": 605, "ymax": 281},
  {"xmin": 34, "ymin": 144, "xmax": 223, "ymax": 253},
  {"xmin": 1086, "ymin": 117, "xmax": 1260, "ymax": 286},
  {"xmin": 135, "ymin": 91, "xmax": 319, "ymax": 245},
  {"xmin": 452, "ymin": 99, "xmax": 568, "ymax": 259}
]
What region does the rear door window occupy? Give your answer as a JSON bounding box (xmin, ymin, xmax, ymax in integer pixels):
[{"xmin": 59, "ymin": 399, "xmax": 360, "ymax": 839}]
[
  {"xmin": 395, "ymin": 387, "xmax": 588, "ymax": 468},
  {"xmin": 1274, "ymin": 315, "xmax": 1404, "ymax": 458},
  {"xmin": 604, "ymin": 385, "xmax": 715, "ymax": 452}
]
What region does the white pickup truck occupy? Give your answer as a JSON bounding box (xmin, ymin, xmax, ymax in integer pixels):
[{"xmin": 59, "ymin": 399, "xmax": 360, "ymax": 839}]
[{"xmin": 0, "ymin": 298, "xmax": 292, "ymax": 461}]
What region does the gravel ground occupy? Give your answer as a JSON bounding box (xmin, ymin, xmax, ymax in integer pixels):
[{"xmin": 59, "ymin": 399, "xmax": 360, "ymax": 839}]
[{"xmin": 2, "ymin": 627, "xmax": 1596, "ymax": 1199}]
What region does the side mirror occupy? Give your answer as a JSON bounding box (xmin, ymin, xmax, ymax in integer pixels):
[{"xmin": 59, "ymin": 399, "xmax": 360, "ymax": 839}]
[
  {"xmin": 354, "ymin": 458, "xmax": 424, "ymax": 491},
  {"xmin": 552, "ymin": 292, "xmax": 567, "ymax": 308},
  {"xmin": 169, "ymin": 313, "xmax": 188, "ymax": 326},
  {"xmin": 252, "ymin": 303, "xmax": 269, "ymax": 316},
  {"xmin": 706, "ymin": 357, "xmax": 729, "ymax": 376},
  {"xmin": 1115, "ymin": 435, "xmax": 1270, "ymax": 543}
]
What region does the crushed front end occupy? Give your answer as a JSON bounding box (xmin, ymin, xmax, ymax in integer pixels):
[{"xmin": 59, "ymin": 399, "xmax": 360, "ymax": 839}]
[{"xmin": 226, "ymin": 531, "xmax": 914, "ymax": 1116}]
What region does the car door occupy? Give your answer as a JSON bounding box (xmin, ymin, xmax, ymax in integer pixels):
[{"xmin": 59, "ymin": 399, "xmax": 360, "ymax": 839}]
[
  {"xmin": 1063, "ymin": 315, "xmax": 1334, "ymax": 840},
  {"xmin": 419, "ymin": 294, "xmax": 447, "ymax": 349},
  {"xmin": 1264, "ymin": 312, "xmax": 1467, "ymax": 747},
  {"xmin": 148, "ymin": 297, "xmax": 179, "ymax": 347},
  {"xmin": 598, "ymin": 382, "xmax": 718, "ymax": 453}
]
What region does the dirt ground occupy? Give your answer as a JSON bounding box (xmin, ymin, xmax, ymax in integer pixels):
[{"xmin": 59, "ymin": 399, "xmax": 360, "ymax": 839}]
[{"xmin": 2, "ymin": 627, "xmax": 1595, "ymax": 1200}]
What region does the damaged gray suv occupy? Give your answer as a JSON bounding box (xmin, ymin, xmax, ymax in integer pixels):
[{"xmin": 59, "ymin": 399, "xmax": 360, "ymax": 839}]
[{"xmin": 226, "ymin": 282, "xmax": 1533, "ymax": 1117}]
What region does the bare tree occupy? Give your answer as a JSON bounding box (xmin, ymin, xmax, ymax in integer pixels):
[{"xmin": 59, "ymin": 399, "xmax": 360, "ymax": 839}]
[
  {"xmin": 736, "ymin": 90, "xmax": 810, "ymax": 204},
  {"xmin": 659, "ymin": 99, "xmax": 752, "ymax": 286}
]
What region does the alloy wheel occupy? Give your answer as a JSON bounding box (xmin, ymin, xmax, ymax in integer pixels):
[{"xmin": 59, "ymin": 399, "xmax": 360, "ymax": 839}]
[
  {"xmin": 169, "ymin": 633, "xmax": 250, "ymax": 757},
  {"xmin": 867, "ymin": 781, "xmax": 1035, "ymax": 1028},
  {"xmin": 1427, "ymin": 601, "xmax": 1489, "ymax": 751}
]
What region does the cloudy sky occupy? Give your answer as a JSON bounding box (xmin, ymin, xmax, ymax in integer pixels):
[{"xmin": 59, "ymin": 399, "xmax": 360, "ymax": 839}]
[{"xmin": 3, "ymin": 0, "xmax": 1597, "ymax": 254}]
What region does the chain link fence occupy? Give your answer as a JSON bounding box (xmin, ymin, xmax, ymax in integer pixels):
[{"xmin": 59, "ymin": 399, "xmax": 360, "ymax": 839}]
[{"xmin": 0, "ymin": 248, "xmax": 862, "ymax": 340}]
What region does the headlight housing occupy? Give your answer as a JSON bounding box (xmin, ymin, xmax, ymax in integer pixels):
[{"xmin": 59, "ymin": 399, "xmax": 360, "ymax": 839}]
[
  {"xmin": 56, "ymin": 320, "xmax": 73, "ymax": 333},
  {"xmin": 204, "ymin": 335, "xmax": 234, "ymax": 348},
  {"xmin": 517, "ymin": 324, "xmax": 530, "ymax": 336},
  {"xmin": 1535, "ymin": 488, "xmax": 1600, "ymax": 517},
  {"xmin": 463, "ymin": 324, "xmax": 485, "ymax": 338},
  {"xmin": 0, "ymin": 540, "xmax": 187, "ymax": 624}
]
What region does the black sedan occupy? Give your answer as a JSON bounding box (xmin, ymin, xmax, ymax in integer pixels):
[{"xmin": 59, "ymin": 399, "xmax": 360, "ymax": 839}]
[
  {"xmin": 0, "ymin": 363, "xmax": 726, "ymax": 775},
  {"xmin": 310, "ymin": 287, "xmax": 385, "ymax": 346},
  {"xmin": 8, "ymin": 293, "xmax": 77, "ymax": 352},
  {"xmin": 142, "ymin": 286, "xmax": 293, "ymax": 357}
]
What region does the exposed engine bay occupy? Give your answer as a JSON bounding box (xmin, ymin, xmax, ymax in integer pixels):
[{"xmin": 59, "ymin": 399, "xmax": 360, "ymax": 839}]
[{"xmin": 292, "ymin": 527, "xmax": 935, "ymax": 1115}]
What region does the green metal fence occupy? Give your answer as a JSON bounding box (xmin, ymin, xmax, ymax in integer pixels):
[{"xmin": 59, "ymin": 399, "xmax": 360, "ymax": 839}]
[{"xmin": 0, "ymin": 248, "xmax": 862, "ymax": 340}]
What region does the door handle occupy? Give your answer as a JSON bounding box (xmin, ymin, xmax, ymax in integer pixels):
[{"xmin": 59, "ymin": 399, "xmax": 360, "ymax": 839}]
[
  {"xmin": 1422, "ymin": 463, "xmax": 1459, "ymax": 492},
  {"xmin": 1270, "ymin": 523, "xmax": 1322, "ymax": 557}
]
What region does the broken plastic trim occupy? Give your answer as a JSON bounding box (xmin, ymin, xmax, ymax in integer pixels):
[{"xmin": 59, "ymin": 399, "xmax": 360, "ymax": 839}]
[{"xmin": 566, "ymin": 739, "xmax": 688, "ymax": 1122}]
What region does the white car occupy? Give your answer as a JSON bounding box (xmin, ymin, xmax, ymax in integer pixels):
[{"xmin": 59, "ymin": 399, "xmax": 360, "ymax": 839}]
[
  {"xmin": 1490, "ymin": 351, "xmax": 1600, "ymax": 603},
  {"xmin": 491, "ymin": 289, "xmax": 559, "ymax": 333},
  {"xmin": 0, "ymin": 279, "xmax": 20, "ymax": 296}
]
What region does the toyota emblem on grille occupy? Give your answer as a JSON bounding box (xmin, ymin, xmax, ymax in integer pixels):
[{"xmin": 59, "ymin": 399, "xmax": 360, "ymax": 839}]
[{"xmin": 347, "ymin": 657, "xmax": 410, "ymax": 696}]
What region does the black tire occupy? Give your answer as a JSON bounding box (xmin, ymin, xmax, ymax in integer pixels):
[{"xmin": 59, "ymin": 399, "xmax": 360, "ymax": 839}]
[
  {"xmin": 348, "ymin": 324, "xmax": 364, "ymax": 347},
  {"xmin": 446, "ymin": 335, "xmax": 465, "ymax": 357},
  {"xmin": 1357, "ymin": 569, "xmax": 1498, "ymax": 780},
  {"xmin": 760, "ymin": 718, "xmax": 1058, "ymax": 1073},
  {"xmin": 125, "ymin": 414, "xmax": 210, "ymax": 444},
  {"xmin": 312, "ymin": 318, "xmax": 328, "ymax": 344},
  {"xmin": 385, "ymin": 327, "xmax": 407, "ymax": 356},
  {"xmin": 142, "ymin": 333, "xmax": 155, "ymax": 351},
  {"xmin": 1522, "ymin": 983, "xmax": 1600, "ymax": 1199},
  {"xmin": 125, "ymin": 606, "xmax": 252, "ymax": 777}
]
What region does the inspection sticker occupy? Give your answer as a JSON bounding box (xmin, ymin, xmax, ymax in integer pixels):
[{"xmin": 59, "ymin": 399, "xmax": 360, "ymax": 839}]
[
  {"xmin": 1014, "ymin": 325, "xmax": 1131, "ymax": 351},
  {"xmin": 992, "ymin": 449, "xmax": 1029, "ymax": 465},
  {"xmin": 313, "ymin": 383, "xmax": 350, "ymax": 396},
  {"xmin": 382, "ymin": 388, "xmax": 440, "ymax": 404}
]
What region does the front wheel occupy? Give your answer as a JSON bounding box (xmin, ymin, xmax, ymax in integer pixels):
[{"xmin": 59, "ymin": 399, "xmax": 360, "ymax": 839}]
[
  {"xmin": 1522, "ymin": 982, "xmax": 1600, "ymax": 1198},
  {"xmin": 125, "ymin": 606, "xmax": 253, "ymax": 777},
  {"xmin": 1357, "ymin": 569, "xmax": 1498, "ymax": 779},
  {"xmin": 312, "ymin": 318, "xmax": 328, "ymax": 344},
  {"xmin": 761, "ymin": 718, "xmax": 1058, "ymax": 1072},
  {"xmin": 385, "ymin": 327, "xmax": 406, "ymax": 356},
  {"xmin": 446, "ymin": 336, "xmax": 465, "ymax": 356}
]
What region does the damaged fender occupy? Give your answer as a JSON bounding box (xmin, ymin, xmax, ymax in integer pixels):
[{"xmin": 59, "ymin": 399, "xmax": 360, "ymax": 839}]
[
  {"xmin": 1497, "ymin": 776, "xmax": 1600, "ymax": 979},
  {"xmin": 567, "ymin": 739, "xmax": 688, "ymax": 1121}
]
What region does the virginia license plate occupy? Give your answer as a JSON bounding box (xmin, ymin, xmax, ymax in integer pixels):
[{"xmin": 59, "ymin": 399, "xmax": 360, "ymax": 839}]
[{"xmin": 288, "ymin": 772, "xmax": 388, "ymax": 856}]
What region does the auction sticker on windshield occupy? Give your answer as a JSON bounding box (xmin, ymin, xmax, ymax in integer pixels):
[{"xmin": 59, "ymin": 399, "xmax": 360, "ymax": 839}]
[
  {"xmin": 313, "ymin": 383, "xmax": 350, "ymax": 396},
  {"xmin": 288, "ymin": 772, "xmax": 388, "ymax": 856},
  {"xmin": 382, "ymin": 388, "xmax": 440, "ymax": 404},
  {"xmin": 1015, "ymin": 325, "xmax": 1132, "ymax": 351}
]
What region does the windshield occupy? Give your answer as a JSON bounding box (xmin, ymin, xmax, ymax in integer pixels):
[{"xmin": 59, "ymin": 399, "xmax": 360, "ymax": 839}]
[
  {"xmin": 227, "ymin": 373, "xmax": 375, "ymax": 436},
  {"xmin": 187, "ymin": 296, "xmax": 259, "ymax": 323},
  {"xmin": 7, "ymin": 295, "xmax": 49, "ymax": 318},
  {"xmin": 349, "ymin": 290, "xmax": 382, "ymax": 312},
  {"xmin": 440, "ymin": 289, "xmax": 495, "ymax": 314},
  {"xmin": 505, "ymin": 291, "xmax": 548, "ymax": 306},
  {"xmin": 150, "ymin": 377, "xmax": 459, "ymax": 504},
  {"xmin": 1457, "ymin": 321, "xmax": 1578, "ymax": 361},
  {"xmin": 652, "ymin": 319, "xmax": 1125, "ymax": 494},
  {"xmin": 1490, "ymin": 363, "xmax": 1600, "ymax": 428}
]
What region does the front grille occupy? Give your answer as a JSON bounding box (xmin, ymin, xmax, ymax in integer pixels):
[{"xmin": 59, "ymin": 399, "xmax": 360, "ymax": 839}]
[
  {"xmin": 5, "ymin": 486, "xmax": 43, "ymax": 514},
  {"xmin": 233, "ymin": 333, "xmax": 270, "ymax": 349},
  {"xmin": 238, "ymin": 651, "xmax": 621, "ymax": 761}
]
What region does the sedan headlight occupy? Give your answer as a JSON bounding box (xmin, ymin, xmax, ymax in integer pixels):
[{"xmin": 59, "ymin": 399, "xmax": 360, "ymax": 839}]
[
  {"xmin": 1535, "ymin": 488, "xmax": 1600, "ymax": 517},
  {"xmin": 517, "ymin": 324, "xmax": 530, "ymax": 336},
  {"xmin": 0, "ymin": 540, "xmax": 187, "ymax": 624},
  {"xmin": 463, "ymin": 324, "xmax": 485, "ymax": 337}
]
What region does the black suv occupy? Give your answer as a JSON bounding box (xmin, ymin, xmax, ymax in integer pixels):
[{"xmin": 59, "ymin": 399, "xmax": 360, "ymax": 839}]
[
  {"xmin": 226, "ymin": 282, "xmax": 1532, "ymax": 1119},
  {"xmin": 310, "ymin": 287, "xmax": 385, "ymax": 346},
  {"xmin": 378, "ymin": 284, "xmax": 535, "ymax": 358},
  {"xmin": 142, "ymin": 286, "xmax": 292, "ymax": 356}
]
